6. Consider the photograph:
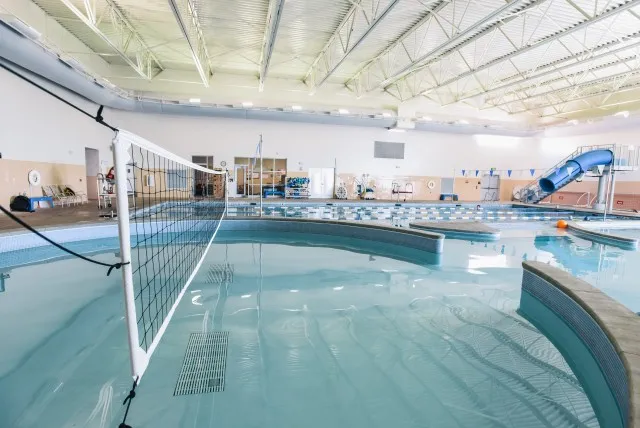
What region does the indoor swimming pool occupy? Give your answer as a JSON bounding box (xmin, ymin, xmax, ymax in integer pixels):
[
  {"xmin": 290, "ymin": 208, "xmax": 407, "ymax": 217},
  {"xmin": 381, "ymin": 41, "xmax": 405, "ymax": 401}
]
[
  {"xmin": 0, "ymin": 226, "xmax": 621, "ymax": 428},
  {"xmin": 227, "ymin": 202, "xmax": 614, "ymax": 223}
]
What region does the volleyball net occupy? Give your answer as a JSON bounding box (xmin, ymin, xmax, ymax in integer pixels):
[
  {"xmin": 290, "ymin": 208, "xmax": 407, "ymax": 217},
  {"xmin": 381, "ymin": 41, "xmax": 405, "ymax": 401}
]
[{"xmin": 113, "ymin": 129, "xmax": 227, "ymax": 380}]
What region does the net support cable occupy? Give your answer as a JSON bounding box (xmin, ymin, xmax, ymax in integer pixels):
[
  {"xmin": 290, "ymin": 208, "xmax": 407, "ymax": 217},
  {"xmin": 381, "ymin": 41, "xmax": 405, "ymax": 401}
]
[{"xmin": 113, "ymin": 129, "xmax": 227, "ymax": 382}]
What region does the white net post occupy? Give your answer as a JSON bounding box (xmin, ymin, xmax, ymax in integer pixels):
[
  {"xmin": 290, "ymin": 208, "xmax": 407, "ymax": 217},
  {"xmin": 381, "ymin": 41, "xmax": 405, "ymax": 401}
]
[
  {"xmin": 113, "ymin": 135, "xmax": 147, "ymax": 380},
  {"xmin": 112, "ymin": 129, "xmax": 227, "ymax": 381}
]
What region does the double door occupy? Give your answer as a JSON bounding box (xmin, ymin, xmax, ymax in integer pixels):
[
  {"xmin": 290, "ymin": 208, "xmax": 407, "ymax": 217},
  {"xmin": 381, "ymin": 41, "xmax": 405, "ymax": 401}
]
[{"xmin": 309, "ymin": 168, "xmax": 335, "ymax": 198}]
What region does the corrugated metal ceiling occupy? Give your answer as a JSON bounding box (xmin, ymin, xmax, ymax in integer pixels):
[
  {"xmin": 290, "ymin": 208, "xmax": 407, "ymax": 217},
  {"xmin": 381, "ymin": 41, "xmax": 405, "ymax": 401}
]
[{"xmin": 17, "ymin": 0, "xmax": 640, "ymax": 120}]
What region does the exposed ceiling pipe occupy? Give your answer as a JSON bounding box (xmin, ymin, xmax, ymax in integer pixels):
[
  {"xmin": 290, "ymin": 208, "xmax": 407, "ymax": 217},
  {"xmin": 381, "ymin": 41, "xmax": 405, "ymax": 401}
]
[{"xmin": 0, "ymin": 20, "xmax": 536, "ymax": 136}]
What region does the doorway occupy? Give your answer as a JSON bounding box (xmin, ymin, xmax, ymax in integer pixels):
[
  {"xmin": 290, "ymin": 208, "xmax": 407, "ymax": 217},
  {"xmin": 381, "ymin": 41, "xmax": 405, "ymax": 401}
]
[
  {"xmin": 309, "ymin": 168, "xmax": 335, "ymax": 198},
  {"xmin": 480, "ymin": 174, "xmax": 500, "ymax": 201},
  {"xmin": 192, "ymin": 155, "xmax": 214, "ymax": 196},
  {"xmin": 84, "ymin": 147, "xmax": 99, "ymax": 200}
]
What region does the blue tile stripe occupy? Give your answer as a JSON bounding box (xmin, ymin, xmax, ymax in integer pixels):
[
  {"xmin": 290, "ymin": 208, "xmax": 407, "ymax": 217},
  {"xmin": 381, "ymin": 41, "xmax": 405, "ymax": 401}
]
[{"xmin": 522, "ymin": 269, "xmax": 628, "ymax": 425}]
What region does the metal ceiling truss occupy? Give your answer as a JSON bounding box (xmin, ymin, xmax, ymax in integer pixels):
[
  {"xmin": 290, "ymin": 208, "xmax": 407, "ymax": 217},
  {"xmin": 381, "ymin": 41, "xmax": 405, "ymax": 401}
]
[
  {"xmin": 168, "ymin": 0, "xmax": 212, "ymax": 86},
  {"xmin": 259, "ymin": 0, "xmax": 285, "ymax": 91},
  {"xmin": 303, "ymin": 0, "xmax": 401, "ymax": 93},
  {"xmin": 59, "ymin": 0, "xmax": 162, "ymax": 79},
  {"xmin": 346, "ymin": 0, "xmax": 547, "ymax": 96},
  {"xmin": 442, "ymin": 34, "xmax": 640, "ymax": 105},
  {"xmin": 487, "ymin": 53, "xmax": 640, "ymax": 107},
  {"xmin": 385, "ymin": 0, "xmax": 640, "ymax": 103},
  {"xmin": 539, "ymin": 81, "xmax": 640, "ymax": 117},
  {"xmin": 344, "ymin": 0, "xmax": 449, "ymax": 96},
  {"xmin": 505, "ymin": 66, "xmax": 640, "ymax": 115},
  {"xmin": 539, "ymin": 86, "xmax": 640, "ymax": 117}
]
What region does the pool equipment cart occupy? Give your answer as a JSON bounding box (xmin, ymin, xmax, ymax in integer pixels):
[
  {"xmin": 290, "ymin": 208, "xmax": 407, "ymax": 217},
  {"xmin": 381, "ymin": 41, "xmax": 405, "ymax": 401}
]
[
  {"xmin": 285, "ymin": 177, "xmax": 310, "ymax": 199},
  {"xmin": 517, "ymin": 144, "xmax": 638, "ymax": 212},
  {"xmin": 355, "ymin": 174, "xmax": 375, "ymax": 200}
]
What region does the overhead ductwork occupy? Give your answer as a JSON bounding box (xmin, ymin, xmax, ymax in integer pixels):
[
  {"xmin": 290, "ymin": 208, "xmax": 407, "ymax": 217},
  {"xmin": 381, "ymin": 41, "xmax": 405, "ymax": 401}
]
[{"xmin": 0, "ymin": 19, "xmax": 537, "ymax": 136}]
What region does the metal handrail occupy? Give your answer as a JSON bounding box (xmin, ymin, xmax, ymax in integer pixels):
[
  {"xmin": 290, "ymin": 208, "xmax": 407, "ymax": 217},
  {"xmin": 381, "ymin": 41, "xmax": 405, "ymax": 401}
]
[{"xmin": 575, "ymin": 192, "xmax": 591, "ymax": 207}]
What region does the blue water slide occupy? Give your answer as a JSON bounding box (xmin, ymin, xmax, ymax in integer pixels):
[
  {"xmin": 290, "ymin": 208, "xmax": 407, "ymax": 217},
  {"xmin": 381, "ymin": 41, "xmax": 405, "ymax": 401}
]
[{"xmin": 538, "ymin": 149, "xmax": 613, "ymax": 193}]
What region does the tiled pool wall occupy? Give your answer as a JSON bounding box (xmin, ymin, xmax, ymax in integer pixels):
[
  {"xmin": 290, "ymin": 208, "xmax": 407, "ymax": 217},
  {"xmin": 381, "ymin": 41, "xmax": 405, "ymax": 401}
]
[{"xmin": 520, "ymin": 263, "xmax": 629, "ymax": 428}]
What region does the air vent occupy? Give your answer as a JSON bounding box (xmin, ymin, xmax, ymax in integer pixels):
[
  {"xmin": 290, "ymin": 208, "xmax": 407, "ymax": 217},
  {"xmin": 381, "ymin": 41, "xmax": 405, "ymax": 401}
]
[
  {"xmin": 174, "ymin": 332, "xmax": 229, "ymax": 396},
  {"xmin": 374, "ymin": 141, "xmax": 405, "ymax": 159},
  {"xmin": 206, "ymin": 264, "xmax": 234, "ymax": 284}
]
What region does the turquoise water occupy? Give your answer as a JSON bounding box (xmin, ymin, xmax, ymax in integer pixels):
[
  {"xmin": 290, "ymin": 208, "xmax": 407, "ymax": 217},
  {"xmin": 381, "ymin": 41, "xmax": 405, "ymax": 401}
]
[
  {"xmin": 0, "ymin": 231, "xmax": 598, "ymax": 427},
  {"xmin": 476, "ymin": 222, "xmax": 640, "ymax": 312}
]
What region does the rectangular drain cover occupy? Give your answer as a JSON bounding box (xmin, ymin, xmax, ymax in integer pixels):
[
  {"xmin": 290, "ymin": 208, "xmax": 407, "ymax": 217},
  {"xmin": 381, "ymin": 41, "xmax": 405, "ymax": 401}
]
[
  {"xmin": 206, "ymin": 264, "xmax": 234, "ymax": 284},
  {"xmin": 174, "ymin": 332, "xmax": 229, "ymax": 396}
]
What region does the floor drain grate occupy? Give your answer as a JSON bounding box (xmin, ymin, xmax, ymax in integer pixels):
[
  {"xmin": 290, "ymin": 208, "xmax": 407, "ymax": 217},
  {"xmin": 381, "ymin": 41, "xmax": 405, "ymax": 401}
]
[
  {"xmin": 174, "ymin": 332, "xmax": 229, "ymax": 396},
  {"xmin": 206, "ymin": 264, "xmax": 234, "ymax": 284}
]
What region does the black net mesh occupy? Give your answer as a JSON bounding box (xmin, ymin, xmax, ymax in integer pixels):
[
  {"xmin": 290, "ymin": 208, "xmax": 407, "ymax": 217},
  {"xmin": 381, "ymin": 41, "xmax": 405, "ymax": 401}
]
[{"xmin": 127, "ymin": 144, "xmax": 225, "ymax": 352}]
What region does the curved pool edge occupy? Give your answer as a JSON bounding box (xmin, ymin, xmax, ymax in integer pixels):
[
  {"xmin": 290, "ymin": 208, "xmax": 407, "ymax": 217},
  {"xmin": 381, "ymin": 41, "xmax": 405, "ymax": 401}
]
[
  {"xmin": 409, "ymin": 221, "xmax": 500, "ymax": 242},
  {"xmin": 519, "ymin": 261, "xmax": 640, "ymax": 428},
  {"xmin": 0, "ymin": 217, "xmax": 444, "ymax": 269},
  {"xmin": 567, "ymin": 221, "xmax": 639, "ymax": 250},
  {"xmin": 221, "ymin": 217, "xmax": 444, "ymax": 253}
]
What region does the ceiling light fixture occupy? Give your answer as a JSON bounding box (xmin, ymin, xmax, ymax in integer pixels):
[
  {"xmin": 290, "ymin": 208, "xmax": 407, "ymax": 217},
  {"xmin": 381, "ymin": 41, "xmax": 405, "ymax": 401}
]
[
  {"xmin": 420, "ymin": 116, "xmax": 433, "ymax": 121},
  {"xmin": 614, "ymin": 110, "xmax": 630, "ymax": 118},
  {"xmin": 388, "ymin": 128, "xmax": 406, "ymax": 133},
  {"xmin": 242, "ymin": 101, "xmax": 253, "ymax": 108},
  {"xmin": 291, "ymin": 105, "xmax": 303, "ymax": 111},
  {"xmin": 568, "ymin": 119, "xmax": 579, "ymax": 125},
  {"xmin": 338, "ymin": 108, "xmax": 349, "ymax": 114},
  {"xmin": 458, "ymin": 119, "xmax": 469, "ymax": 125},
  {"xmin": 382, "ymin": 112, "xmax": 392, "ymax": 117},
  {"xmin": 189, "ymin": 98, "xmax": 201, "ymax": 103}
]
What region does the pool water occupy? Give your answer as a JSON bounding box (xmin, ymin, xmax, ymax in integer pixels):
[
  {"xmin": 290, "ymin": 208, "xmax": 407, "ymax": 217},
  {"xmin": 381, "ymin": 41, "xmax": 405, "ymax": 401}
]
[
  {"xmin": 0, "ymin": 232, "xmax": 597, "ymax": 428},
  {"xmin": 465, "ymin": 223, "xmax": 640, "ymax": 312}
]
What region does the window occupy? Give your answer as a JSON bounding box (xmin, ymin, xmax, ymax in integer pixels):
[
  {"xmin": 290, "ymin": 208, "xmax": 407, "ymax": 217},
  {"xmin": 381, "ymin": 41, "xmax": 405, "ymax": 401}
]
[
  {"xmin": 374, "ymin": 141, "xmax": 405, "ymax": 159},
  {"xmin": 192, "ymin": 155, "xmax": 214, "ymax": 168},
  {"xmin": 166, "ymin": 169, "xmax": 188, "ymax": 189}
]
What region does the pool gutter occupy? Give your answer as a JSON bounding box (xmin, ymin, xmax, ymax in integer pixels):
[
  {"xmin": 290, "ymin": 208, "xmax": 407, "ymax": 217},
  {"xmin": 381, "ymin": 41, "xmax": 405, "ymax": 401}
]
[
  {"xmin": 519, "ymin": 261, "xmax": 640, "ymax": 428},
  {"xmin": 567, "ymin": 221, "xmax": 639, "ymax": 250}
]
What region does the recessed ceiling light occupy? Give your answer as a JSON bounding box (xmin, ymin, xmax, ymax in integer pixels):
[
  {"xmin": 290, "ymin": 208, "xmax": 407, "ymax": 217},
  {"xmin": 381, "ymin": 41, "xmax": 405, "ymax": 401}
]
[
  {"xmin": 338, "ymin": 108, "xmax": 349, "ymax": 114},
  {"xmin": 614, "ymin": 110, "xmax": 630, "ymax": 118},
  {"xmin": 189, "ymin": 98, "xmax": 201, "ymax": 103},
  {"xmin": 292, "ymin": 105, "xmax": 303, "ymax": 111},
  {"xmin": 242, "ymin": 101, "xmax": 253, "ymax": 108},
  {"xmin": 382, "ymin": 112, "xmax": 392, "ymax": 117}
]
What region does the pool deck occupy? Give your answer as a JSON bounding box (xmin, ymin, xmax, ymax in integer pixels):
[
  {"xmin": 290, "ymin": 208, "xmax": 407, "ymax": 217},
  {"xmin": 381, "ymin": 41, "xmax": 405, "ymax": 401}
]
[
  {"xmin": 0, "ymin": 202, "xmax": 117, "ymax": 232},
  {"xmin": 522, "ymin": 261, "xmax": 640, "ymax": 428}
]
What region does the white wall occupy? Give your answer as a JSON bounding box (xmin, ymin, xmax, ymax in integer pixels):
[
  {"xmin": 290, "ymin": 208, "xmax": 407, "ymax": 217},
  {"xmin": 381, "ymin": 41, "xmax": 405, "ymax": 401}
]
[
  {"xmin": 3, "ymin": 62, "xmax": 640, "ymax": 184},
  {"xmin": 108, "ymin": 110, "xmax": 556, "ymax": 178},
  {"xmin": 0, "ymin": 67, "xmax": 113, "ymax": 166},
  {"xmin": 106, "ymin": 110, "xmax": 640, "ymax": 182}
]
